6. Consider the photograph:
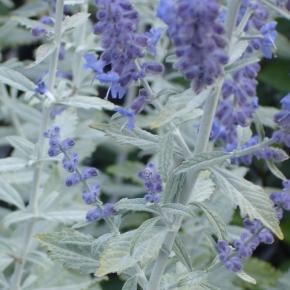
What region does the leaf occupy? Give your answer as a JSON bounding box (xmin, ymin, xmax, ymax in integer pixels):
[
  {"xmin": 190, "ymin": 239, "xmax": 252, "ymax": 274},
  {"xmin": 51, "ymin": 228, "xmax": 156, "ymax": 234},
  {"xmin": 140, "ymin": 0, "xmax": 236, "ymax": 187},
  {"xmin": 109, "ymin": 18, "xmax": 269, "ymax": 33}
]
[
  {"xmin": 98, "ymin": 125, "xmax": 159, "ymax": 152},
  {"xmin": 175, "ymin": 151, "xmax": 229, "ymax": 174},
  {"xmin": 266, "ymin": 160, "xmax": 287, "ymax": 181},
  {"xmin": 0, "ymin": 157, "xmax": 27, "ymax": 172},
  {"xmin": 161, "ymin": 203, "xmax": 193, "ymax": 218},
  {"xmin": 0, "ymin": 66, "xmax": 35, "ymax": 92},
  {"xmin": 95, "ymin": 231, "xmax": 136, "ymax": 276},
  {"xmin": 260, "ymin": 0, "xmax": 290, "ymax": 21},
  {"xmin": 45, "ymin": 210, "xmax": 87, "ymax": 223},
  {"xmin": 236, "ymin": 271, "xmax": 256, "ymax": 285},
  {"xmin": 122, "ymin": 276, "xmax": 138, "ymax": 290},
  {"xmin": 173, "ymin": 236, "xmax": 193, "ymax": 271},
  {"xmin": 237, "ymin": 126, "xmax": 252, "ymax": 147},
  {"xmin": 115, "ymin": 198, "xmax": 159, "ymax": 215},
  {"xmin": 191, "ymin": 202, "xmax": 227, "ymax": 241},
  {"xmin": 3, "ymin": 210, "xmax": 36, "ymax": 227},
  {"xmin": 60, "ymin": 95, "xmax": 115, "ymax": 111},
  {"xmin": 255, "ymin": 106, "xmax": 280, "ymax": 129},
  {"xmin": 28, "ymin": 42, "xmax": 56, "ymax": 67},
  {"xmin": 38, "ymin": 229, "xmax": 97, "ymax": 274},
  {"xmin": 158, "ymin": 132, "xmax": 174, "ymax": 182},
  {"xmin": 6, "ymin": 136, "xmax": 34, "ymax": 157},
  {"xmin": 211, "ymin": 168, "xmax": 283, "ymax": 239},
  {"xmin": 0, "ymin": 177, "xmax": 24, "ymax": 209},
  {"xmin": 12, "ymin": 16, "xmax": 53, "ymax": 32},
  {"xmin": 5, "ymin": 99, "xmax": 41, "ymax": 124},
  {"xmin": 62, "ymin": 12, "xmax": 90, "ymax": 32},
  {"xmin": 64, "ymin": 0, "xmax": 85, "ymax": 4},
  {"xmin": 190, "ymin": 170, "xmax": 215, "ymax": 203},
  {"xmin": 133, "ymin": 226, "xmax": 167, "ymax": 267}
]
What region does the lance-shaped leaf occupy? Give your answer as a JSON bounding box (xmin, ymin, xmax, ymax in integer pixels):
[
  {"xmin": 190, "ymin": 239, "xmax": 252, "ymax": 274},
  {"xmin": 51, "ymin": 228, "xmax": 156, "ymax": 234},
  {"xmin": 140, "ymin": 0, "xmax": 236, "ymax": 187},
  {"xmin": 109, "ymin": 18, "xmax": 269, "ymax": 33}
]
[
  {"xmin": 62, "ymin": 12, "xmax": 90, "ymax": 32},
  {"xmin": 0, "ymin": 157, "xmax": 27, "ymax": 172},
  {"xmin": 60, "ymin": 95, "xmax": 115, "ymax": 111},
  {"xmin": 211, "ymin": 168, "xmax": 283, "ymax": 239},
  {"xmin": 0, "ymin": 177, "xmax": 24, "ymax": 209},
  {"xmin": 37, "ymin": 229, "xmax": 97, "ymax": 274},
  {"xmin": 0, "ymin": 66, "xmax": 35, "ymax": 92},
  {"xmin": 28, "ymin": 42, "xmax": 56, "ymax": 67},
  {"xmin": 6, "ymin": 136, "xmax": 34, "ymax": 157}
]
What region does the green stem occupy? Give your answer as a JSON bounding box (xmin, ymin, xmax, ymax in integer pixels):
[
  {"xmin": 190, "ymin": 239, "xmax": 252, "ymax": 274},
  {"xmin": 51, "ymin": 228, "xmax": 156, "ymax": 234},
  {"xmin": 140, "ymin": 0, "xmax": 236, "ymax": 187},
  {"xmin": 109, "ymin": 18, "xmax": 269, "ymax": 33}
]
[
  {"xmin": 10, "ymin": 1, "xmax": 64, "ymax": 289},
  {"xmin": 146, "ymin": 2, "xmax": 242, "ymax": 289}
]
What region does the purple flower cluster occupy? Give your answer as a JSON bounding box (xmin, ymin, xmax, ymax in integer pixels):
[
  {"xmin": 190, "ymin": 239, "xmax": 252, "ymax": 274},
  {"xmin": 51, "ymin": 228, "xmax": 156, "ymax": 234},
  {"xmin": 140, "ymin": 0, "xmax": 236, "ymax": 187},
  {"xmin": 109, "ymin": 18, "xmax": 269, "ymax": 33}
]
[
  {"xmin": 217, "ymin": 180, "xmax": 290, "ymax": 272},
  {"xmin": 273, "ymin": 93, "xmax": 290, "ymax": 147},
  {"xmin": 157, "ymin": 0, "xmax": 228, "ymax": 92},
  {"xmin": 213, "ymin": 0, "xmax": 278, "ymax": 147},
  {"xmin": 86, "ymin": 0, "xmax": 163, "ymax": 99},
  {"xmin": 212, "ymin": 64, "xmax": 259, "ymax": 144},
  {"xmin": 44, "ymin": 126, "xmax": 116, "ymax": 222},
  {"xmin": 138, "ymin": 163, "xmax": 162, "ymax": 203},
  {"xmin": 226, "ymin": 136, "xmax": 288, "ymax": 165}
]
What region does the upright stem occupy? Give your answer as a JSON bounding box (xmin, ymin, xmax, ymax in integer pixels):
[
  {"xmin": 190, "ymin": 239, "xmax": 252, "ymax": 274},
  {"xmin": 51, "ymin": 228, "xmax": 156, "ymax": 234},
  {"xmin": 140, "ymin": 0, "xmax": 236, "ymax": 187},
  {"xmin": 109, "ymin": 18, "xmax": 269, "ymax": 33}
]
[
  {"xmin": 146, "ymin": 2, "xmax": 241, "ymax": 289},
  {"xmin": 10, "ymin": 1, "xmax": 64, "ymax": 289}
]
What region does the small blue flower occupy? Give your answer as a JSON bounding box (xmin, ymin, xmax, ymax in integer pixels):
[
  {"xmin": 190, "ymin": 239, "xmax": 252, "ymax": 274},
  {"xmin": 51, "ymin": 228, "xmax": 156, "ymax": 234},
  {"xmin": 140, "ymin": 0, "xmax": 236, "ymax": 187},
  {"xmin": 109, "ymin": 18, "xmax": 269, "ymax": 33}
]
[
  {"xmin": 35, "ymin": 80, "xmax": 47, "ymax": 95},
  {"xmin": 83, "ymin": 53, "xmax": 105, "ymax": 74},
  {"xmin": 86, "ymin": 208, "xmax": 102, "ymax": 221},
  {"xmin": 116, "ymin": 107, "xmax": 136, "ymax": 130},
  {"xmin": 138, "ymin": 163, "xmax": 162, "ymax": 203},
  {"xmin": 81, "ymin": 167, "xmax": 99, "ymax": 180}
]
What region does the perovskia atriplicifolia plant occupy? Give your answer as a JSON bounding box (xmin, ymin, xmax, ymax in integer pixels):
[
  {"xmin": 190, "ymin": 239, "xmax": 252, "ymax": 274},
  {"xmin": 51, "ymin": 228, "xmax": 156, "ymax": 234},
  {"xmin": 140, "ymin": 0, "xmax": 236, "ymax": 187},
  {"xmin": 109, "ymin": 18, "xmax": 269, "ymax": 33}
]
[{"xmin": 1, "ymin": 0, "xmax": 290, "ymax": 289}]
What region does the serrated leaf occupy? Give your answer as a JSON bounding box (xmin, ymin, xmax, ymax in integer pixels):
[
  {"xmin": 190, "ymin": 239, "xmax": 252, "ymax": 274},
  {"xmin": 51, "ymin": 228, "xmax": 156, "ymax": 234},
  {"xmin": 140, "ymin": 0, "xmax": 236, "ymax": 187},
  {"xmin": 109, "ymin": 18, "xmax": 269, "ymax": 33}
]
[
  {"xmin": 212, "ymin": 168, "xmax": 283, "ymax": 239},
  {"xmin": 12, "ymin": 16, "xmax": 53, "ymax": 32},
  {"xmin": 95, "ymin": 231, "xmax": 136, "ymax": 276},
  {"xmin": 0, "ymin": 66, "xmax": 35, "ymax": 92},
  {"xmin": 0, "ymin": 177, "xmax": 24, "ymax": 209},
  {"xmin": 6, "ymin": 135, "xmax": 34, "ymax": 157},
  {"xmin": 0, "ymin": 157, "xmax": 27, "ymax": 172},
  {"xmin": 91, "ymin": 123, "xmax": 159, "ymax": 152},
  {"xmin": 190, "ymin": 170, "xmax": 215, "ymax": 203},
  {"xmin": 62, "ymin": 12, "xmax": 90, "ymax": 32},
  {"xmin": 175, "ymin": 152, "xmax": 229, "ymax": 174},
  {"xmin": 38, "ymin": 229, "xmax": 97, "ymax": 274},
  {"xmin": 60, "ymin": 95, "xmax": 115, "ymax": 111}
]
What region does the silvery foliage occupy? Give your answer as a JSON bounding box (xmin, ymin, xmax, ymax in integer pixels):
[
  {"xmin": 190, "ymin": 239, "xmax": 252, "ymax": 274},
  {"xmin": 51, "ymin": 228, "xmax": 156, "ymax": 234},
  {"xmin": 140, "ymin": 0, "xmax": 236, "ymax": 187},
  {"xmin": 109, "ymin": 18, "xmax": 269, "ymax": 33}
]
[{"xmin": 0, "ymin": 0, "xmax": 289, "ymax": 290}]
